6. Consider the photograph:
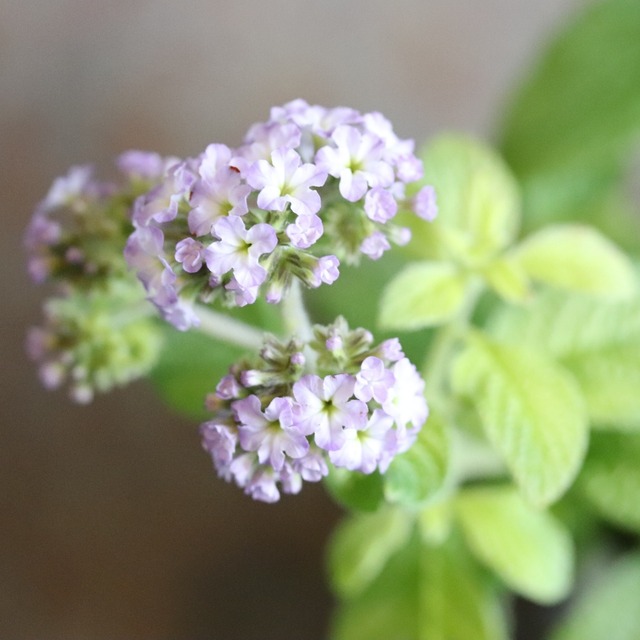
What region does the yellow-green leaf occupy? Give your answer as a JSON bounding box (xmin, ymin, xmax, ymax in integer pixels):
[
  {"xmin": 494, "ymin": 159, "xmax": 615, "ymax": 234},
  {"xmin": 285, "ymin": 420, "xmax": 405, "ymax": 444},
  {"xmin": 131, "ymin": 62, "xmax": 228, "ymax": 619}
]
[
  {"xmin": 490, "ymin": 292, "xmax": 640, "ymax": 429},
  {"xmin": 331, "ymin": 533, "xmax": 509, "ymax": 640},
  {"xmin": 515, "ymin": 224, "xmax": 637, "ymax": 298},
  {"xmin": 378, "ymin": 261, "xmax": 467, "ymax": 331},
  {"xmin": 550, "ymin": 552, "xmax": 640, "ymax": 640},
  {"xmin": 456, "ymin": 485, "xmax": 574, "ymax": 604},
  {"xmin": 481, "ymin": 255, "xmax": 531, "ymax": 303},
  {"xmin": 580, "ymin": 432, "xmax": 640, "ymax": 534},
  {"xmin": 384, "ymin": 414, "xmax": 449, "ymax": 508},
  {"xmin": 406, "ymin": 135, "xmax": 521, "ymax": 263},
  {"xmin": 327, "ymin": 507, "xmax": 412, "ymax": 599},
  {"xmin": 451, "ymin": 333, "xmax": 589, "ymax": 506}
]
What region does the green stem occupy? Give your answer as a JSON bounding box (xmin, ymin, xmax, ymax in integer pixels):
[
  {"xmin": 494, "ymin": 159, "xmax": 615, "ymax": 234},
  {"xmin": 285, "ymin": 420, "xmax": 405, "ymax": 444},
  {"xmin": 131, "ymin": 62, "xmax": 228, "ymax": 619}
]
[
  {"xmin": 281, "ymin": 280, "xmax": 313, "ymax": 342},
  {"xmin": 424, "ymin": 277, "xmax": 482, "ymax": 398},
  {"xmin": 194, "ymin": 305, "xmax": 264, "ymax": 350}
]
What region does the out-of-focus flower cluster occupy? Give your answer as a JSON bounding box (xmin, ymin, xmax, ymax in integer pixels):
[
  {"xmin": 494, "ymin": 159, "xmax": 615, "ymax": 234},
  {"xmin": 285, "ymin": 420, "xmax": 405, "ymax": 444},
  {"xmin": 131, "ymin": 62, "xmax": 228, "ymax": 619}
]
[
  {"xmin": 200, "ymin": 318, "xmax": 428, "ymax": 502},
  {"xmin": 125, "ymin": 99, "xmax": 437, "ymax": 330},
  {"xmin": 25, "ymin": 152, "xmax": 173, "ymax": 289},
  {"xmin": 26, "ymin": 280, "xmax": 163, "ymax": 403},
  {"xmin": 25, "ymin": 153, "xmax": 170, "ymax": 401}
]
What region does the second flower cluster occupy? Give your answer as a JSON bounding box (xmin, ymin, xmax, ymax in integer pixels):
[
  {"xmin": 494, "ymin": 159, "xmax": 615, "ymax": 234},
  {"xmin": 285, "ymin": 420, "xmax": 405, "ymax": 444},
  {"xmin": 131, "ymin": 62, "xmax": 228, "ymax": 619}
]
[{"xmin": 200, "ymin": 318, "xmax": 428, "ymax": 502}]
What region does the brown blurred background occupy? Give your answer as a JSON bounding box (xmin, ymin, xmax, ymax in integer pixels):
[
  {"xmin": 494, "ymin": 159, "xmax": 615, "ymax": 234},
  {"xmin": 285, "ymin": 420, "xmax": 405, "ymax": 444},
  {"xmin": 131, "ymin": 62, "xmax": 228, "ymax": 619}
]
[{"xmin": 2, "ymin": 1, "xmax": 582, "ymax": 638}]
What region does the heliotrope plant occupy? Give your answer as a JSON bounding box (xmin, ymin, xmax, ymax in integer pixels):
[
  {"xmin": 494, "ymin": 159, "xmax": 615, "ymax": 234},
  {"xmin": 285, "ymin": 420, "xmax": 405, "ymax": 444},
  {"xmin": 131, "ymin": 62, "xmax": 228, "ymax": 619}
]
[{"xmin": 25, "ymin": 21, "xmax": 640, "ymax": 635}]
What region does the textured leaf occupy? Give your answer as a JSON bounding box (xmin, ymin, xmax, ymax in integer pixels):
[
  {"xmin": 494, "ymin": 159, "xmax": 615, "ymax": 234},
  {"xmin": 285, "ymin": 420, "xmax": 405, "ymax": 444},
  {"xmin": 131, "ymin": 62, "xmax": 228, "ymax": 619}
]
[
  {"xmin": 456, "ymin": 485, "xmax": 574, "ymax": 604},
  {"xmin": 550, "ymin": 552, "xmax": 640, "ymax": 640},
  {"xmin": 405, "ymin": 135, "xmax": 521, "ymax": 262},
  {"xmin": 515, "ymin": 224, "xmax": 637, "ymax": 298},
  {"xmin": 378, "ymin": 261, "xmax": 468, "ymax": 331},
  {"xmin": 331, "ymin": 533, "xmax": 509, "ymax": 640},
  {"xmin": 500, "ymin": 0, "xmax": 640, "ymax": 226},
  {"xmin": 580, "ymin": 432, "xmax": 640, "ymax": 533},
  {"xmin": 491, "ymin": 292, "xmax": 640, "ymax": 429},
  {"xmin": 451, "ymin": 333, "xmax": 588, "ymax": 506},
  {"xmin": 384, "ymin": 414, "xmax": 449, "ymax": 507},
  {"xmin": 327, "ymin": 507, "xmax": 412, "ymax": 598}
]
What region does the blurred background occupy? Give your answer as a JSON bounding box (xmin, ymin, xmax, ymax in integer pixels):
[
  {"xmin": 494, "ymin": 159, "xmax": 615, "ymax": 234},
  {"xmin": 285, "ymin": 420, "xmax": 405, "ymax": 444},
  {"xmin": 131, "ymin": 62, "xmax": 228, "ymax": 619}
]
[{"xmin": 1, "ymin": 1, "xmax": 583, "ymax": 638}]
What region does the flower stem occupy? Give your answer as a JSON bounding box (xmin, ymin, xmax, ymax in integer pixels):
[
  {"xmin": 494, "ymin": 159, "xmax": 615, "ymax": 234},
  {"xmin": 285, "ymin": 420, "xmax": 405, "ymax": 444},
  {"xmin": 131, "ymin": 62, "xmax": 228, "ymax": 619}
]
[
  {"xmin": 423, "ymin": 277, "xmax": 482, "ymax": 398},
  {"xmin": 194, "ymin": 305, "xmax": 264, "ymax": 350},
  {"xmin": 281, "ymin": 280, "xmax": 313, "ymax": 342}
]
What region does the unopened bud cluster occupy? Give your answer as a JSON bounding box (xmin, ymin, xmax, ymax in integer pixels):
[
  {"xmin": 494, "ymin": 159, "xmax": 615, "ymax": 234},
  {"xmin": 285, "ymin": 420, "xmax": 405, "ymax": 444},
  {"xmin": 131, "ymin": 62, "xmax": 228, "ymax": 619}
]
[
  {"xmin": 200, "ymin": 318, "xmax": 428, "ymax": 502},
  {"xmin": 26, "ymin": 280, "xmax": 162, "ymax": 403}
]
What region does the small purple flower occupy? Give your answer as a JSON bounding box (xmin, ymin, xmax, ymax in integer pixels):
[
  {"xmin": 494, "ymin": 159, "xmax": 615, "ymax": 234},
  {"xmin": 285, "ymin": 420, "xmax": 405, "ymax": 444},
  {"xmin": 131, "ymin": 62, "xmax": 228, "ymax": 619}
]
[
  {"xmin": 382, "ymin": 358, "xmax": 429, "ymax": 431},
  {"xmin": 354, "ymin": 356, "xmax": 395, "ymax": 404},
  {"xmin": 329, "ymin": 409, "xmax": 394, "ymax": 474},
  {"xmin": 315, "ymin": 125, "xmax": 394, "ymax": 202},
  {"xmin": 286, "ymin": 213, "xmax": 323, "ymax": 249},
  {"xmin": 197, "ymin": 143, "xmax": 234, "ymax": 182},
  {"xmin": 291, "ymin": 446, "xmax": 329, "ymax": 481},
  {"xmin": 234, "ymin": 395, "xmax": 309, "ymax": 471},
  {"xmin": 175, "ymin": 237, "xmax": 206, "ymax": 273},
  {"xmin": 206, "ymin": 215, "xmax": 277, "ymax": 288},
  {"xmin": 360, "ymin": 231, "xmax": 391, "ymax": 260},
  {"xmin": 43, "ymin": 165, "xmax": 94, "ymax": 209},
  {"xmin": 313, "ymin": 255, "xmax": 340, "ymax": 286},
  {"xmin": 216, "ymin": 374, "xmax": 243, "ymax": 400},
  {"xmin": 379, "ymin": 338, "xmax": 404, "ymax": 362},
  {"xmin": 246, "ymin": 147, "xmax": 327, "ymax": 217},
  {"xmin": 279, "ymin": 462, "xmax": 303, "ymax": 495},
  {"xmin": 117, "ymin": 150, "xmax": 170, "ymax": 181},
  {"xmin": 245, "ymin": 467, "xmax": 281, "ymax": 503},
  {"xmin": 292, "ymin": 374, "xmax": 367, "ymax": 451},
  {"xmin": 413, "ymin": 185, "xmax": 438, "ymax": 221},
  {"xmin": 200, "ymin": 421, "xmax": 238, "ymax": 470},
  {"xmin": 364, "ymin": 187, "xmax": 398, "ymax": 223},
  {"xmin": 188, "ymin": 169, "xmax": 251, "ymax": 236},
  {"xmin": 242, "ymin": 121, "xmax": 302, "ymax": 162},
  {"xmin": 133, "ymin": 161, "xmax": 193, "ymax": 227}
]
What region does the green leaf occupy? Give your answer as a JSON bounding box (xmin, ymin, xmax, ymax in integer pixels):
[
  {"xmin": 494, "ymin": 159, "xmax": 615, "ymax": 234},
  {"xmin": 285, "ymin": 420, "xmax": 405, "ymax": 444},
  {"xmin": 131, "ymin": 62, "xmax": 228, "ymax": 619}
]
[
  {"xmin": 406, "ymin": 135, "xmax": 521, "ymax": 262},
  {"xmin": 480, "ymin": 255, "xmax": 531, "ymax": 303},
  {"xmin": 515, "ymin": 224, "xmax": 637, "ymax": 298},
  {"xmin": 456, "ymin": 485, "xmax": 574, "ymax": 604},
  {"xmin": 378, "ymin": 261, "xmax": 468, "ymax": 331},
  {"xmin": 579, "ymin": 432, "xmax": 640, "ymax": 533},
  {"xmin": 149, "ymin": 325, "xmax": 247, "ymax": 420},
  {"xmin": 451, "ymin": 332, "xmax": 589, "ymax": 506},
  {"xmin": 384, "ymin": 413, "xmax": 449, "ymax": 508},
  {"xmin": 490, "ymin": 292, "xmax": 640, "ymax": 429},
  {"xmin": 550, "ymin": 552, "xmax": 640, "ymax": 640},
  {"xmin": 324, "ymin": 467, "xmax": 385, "ymax": 513},
  {"xmin": 331, "ymin": 533, "xmax": 509, "ymax": 640},
  {"xmin": 500, "ymin": 0, "xmax": 640, "ymax": 226},
  {"xmin": 327, "ymin": 507, "xmax": 412, "ymax": 599}
]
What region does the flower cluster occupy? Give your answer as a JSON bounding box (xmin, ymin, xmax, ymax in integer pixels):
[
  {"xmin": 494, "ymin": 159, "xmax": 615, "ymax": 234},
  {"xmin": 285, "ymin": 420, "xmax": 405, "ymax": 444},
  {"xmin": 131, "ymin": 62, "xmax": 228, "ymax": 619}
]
[
  {"xmin": 125, "ymin": 100, "xmax": 437, "ymax": 330},
  {"xmin": 25, "ymin": 153, "xmax": 171, "ymax": 401},
  {"xmin": 25, "ymin": 152, "xmax": 172, "ymax": 290},
  {"xmin": 200, "ymin": 318, "xmax": 428, "ymax": 502}
]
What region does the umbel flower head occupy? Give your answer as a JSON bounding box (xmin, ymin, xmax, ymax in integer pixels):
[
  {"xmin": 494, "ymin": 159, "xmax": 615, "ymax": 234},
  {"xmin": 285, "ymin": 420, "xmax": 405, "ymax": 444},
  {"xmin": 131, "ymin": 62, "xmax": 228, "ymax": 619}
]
[
  {"xmin": 200, "ymin": 317, "xmax": 429, "ymax": 503},
  {"xmin": 125, "ymin": 100, "xmax": 437, "ymax": 330}
]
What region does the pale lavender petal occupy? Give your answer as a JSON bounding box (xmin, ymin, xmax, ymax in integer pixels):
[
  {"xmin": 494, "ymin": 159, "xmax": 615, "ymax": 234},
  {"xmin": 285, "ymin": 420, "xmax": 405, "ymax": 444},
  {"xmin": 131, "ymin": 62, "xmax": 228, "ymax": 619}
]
[{"xmin": 364, "ymin": 187, "xmax": 398, "ymax": 223}]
